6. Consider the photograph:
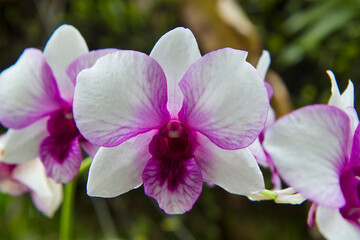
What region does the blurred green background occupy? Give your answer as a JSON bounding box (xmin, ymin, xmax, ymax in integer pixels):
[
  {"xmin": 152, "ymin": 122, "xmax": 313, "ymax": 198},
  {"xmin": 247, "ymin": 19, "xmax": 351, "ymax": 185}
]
[{"xmin": 0, "ymin": 0, "xmax": 359, "ymax": 239}]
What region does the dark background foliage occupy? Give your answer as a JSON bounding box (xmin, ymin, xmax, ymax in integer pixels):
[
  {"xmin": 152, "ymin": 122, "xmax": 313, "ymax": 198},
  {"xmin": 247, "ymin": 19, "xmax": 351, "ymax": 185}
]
[{"xmin": 1, "ymin": 0, "xmax": 359, "ymax": 239}]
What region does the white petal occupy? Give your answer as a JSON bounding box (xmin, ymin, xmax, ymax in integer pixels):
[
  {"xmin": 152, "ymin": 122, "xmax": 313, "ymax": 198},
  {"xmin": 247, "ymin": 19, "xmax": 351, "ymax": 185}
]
[
  {"xmin": 2, "ymin": 117, "xmax": 49, "ymax": 164},
  {"xmin": 87, "ymin": 130, "xmax": 156, "ymax": 197},
  {"xmin": 179, "ymin": 48, "xmax": 269, "ymax": 150},
  {"xmin": 248, "ymin": 138, "xmax": 268, "ymax": 166},
  {"xmin": 316, "ymin": 206, "xmax": 360, "ymax": 240},
  {"xmin": 43, "ymin": 24, "xmax": 88, "ymax": 101},
  {"xmin": 256, "ymin": 50, "xmax": 271, "ymax": 80},
  {"xmin": 150, "ymin": 27, "xmax": 201, "ymax": 118},
  {"xmin": 327, "ymin": 70, "xmax": 355, "ymax": 111},
  {"xmin": 263, "ymin": 105, "xmax": 351, "ymax": 208},
  {"xmin": 12, "ymin": 158, "xmax": 63, "ymax": 217},
  {"xmin": 0, "ymin": 49, "xmax": 63, "ymax": 128},
  {"xmin": 194, "ymin": 133, "xmax": 264, "ymax": 195},
  {"xmin": 73, "ymin": 51, "xmax": 170, "ymax": 147}
]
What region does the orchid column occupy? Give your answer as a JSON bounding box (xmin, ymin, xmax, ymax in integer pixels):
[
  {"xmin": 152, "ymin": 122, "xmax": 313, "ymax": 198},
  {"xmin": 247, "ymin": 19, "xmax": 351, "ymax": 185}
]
[{"xmin": 73, "ymin": 27, "xmax": 270, "ymax": 214}]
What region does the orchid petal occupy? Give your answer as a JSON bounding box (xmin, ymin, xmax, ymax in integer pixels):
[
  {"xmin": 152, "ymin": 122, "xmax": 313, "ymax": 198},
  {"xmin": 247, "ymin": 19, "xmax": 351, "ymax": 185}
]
[
  {"xmin": 66, "ymin": 48, "xmax": 118, "ymax": 85},
  {"xmin": 0, "ymin": 48, "xmax": 63, "ymax": 128},
  {"xmin": 73, "ymin": 51, "xmax": 170, "ymax": 147},
  {"xmin": 316, "ymin": 206, "xmax": 360, "ymax": 240},
  {"xmin": 247, "ymin": 138, "xmax": 268, "ymax": 166},
  {"xmin": 2, "ymin": 117, "xmax": 49, "ymax": 164},
  {"xmin": 43, "ymin": 24, "xmax": 89, "ymax": 101},
  {"xmin": 349, "ymin": 124, "xmax": 360, "ymax": 168},
  {"xmin": 80, "ymin": 140, "xmax": 99, "ymax": 158},
  {"xmin": 150, "ymin": 27, "xmax": 201, "ymax": 118},
  {"xmin": 256, "ymin": 50, "xmax": 271, "ymax": 80},
  {"xmin": 12, "ymin": 158, "xmax": 63, "ymax": 217},
  {"xmin": 40, "ymin": 136, "xmax": 82, "ymax": 183},
  {"xmin": 0, "ymin": 162, "xmax": 28, "ymax": 196},
  {"xmin": 142, "ymin": 157, "xmax": 203, "ymax": 214},
  {"xmin": 194, "ymin": 133, "xmax": 264, "ymax": 195},
  {"xmin": 328, "ymin": 70, "xmax": 355, "ymax": 110},
  {"xmin": 263, "ymin": 105, "xmax": 350, "ymax": 208},
  {"xmin": 87, "ymin": 130, "xmax": 156, "ymax": 197},
  {"xmin": 179, "ymin": 48, "xmax": 269, "ymax": 150}
]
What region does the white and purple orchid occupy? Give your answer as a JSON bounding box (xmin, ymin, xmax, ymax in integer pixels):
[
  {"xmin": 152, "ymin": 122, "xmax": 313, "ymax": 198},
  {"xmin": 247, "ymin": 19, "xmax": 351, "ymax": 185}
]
[
  {"xmin": 0, "ymin": 134, "xmax": 62, "ymax": 217},
  {"xmin": 263, "ymin": 72, "xmax": 360, "ymax": 239},
  {"xmin": 0, "ymin": 24, "xmax": 114, "ymax": 183},
  {"xmin": 73, "ymin": 27, "xmax": 269, "ymax": 214}
]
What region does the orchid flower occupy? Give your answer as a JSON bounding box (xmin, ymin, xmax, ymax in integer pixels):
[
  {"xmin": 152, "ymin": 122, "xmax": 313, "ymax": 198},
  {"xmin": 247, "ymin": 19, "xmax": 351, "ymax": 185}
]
[
  {"xmin": 0, "ymin": 24, "xmax": 114, "ymax": 183},
  {"xmin": 263, "ymin": 72, "xmax": 360, "ymax": 239},
  {"xmin": 73, "ymin": 27, "xmax": 269, "ymax": 214},
  {"xmin": 248, "ymin": 50, "xmax": 281, "ymax": 189},
  {"xmin": 0, "ymin": 135, "xmax": 62, "ymax": 217}
]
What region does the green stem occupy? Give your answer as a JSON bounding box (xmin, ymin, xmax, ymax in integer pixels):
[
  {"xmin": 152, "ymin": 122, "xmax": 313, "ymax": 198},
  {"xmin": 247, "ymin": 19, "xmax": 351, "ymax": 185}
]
[
  {"xmin": 59, "ymin": 157, "xmax": 92, "ymax": 240},
  {"xmin": 60, "ymin": 178, "xmax": 76, "ymax": 240},
  {"xmin": 259, "ymin": 189, "xmax": 277, "ymax": 200}
]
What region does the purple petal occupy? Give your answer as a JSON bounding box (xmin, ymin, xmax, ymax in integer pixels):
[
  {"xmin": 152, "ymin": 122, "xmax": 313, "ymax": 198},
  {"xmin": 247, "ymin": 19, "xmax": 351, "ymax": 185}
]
[
  {"xmin": 0, "ymin": 48, "xmax": 64, "ymax": 128},
  {"xmin": 66, "ymin": 48, "xmax": 119, "ymax": 85},
  {"xmin": 87, "ymin": 130, "xmax": 156, "ymax": 197},
  {"xmin": 339, "ymin": 167, "xmax": 360, "ymax": 222},
  {"xmin": 263, "ymin": 104, "xmax": 351, "ymax": 208},
  {"xmin": 40, "ymin": 135, "xmax": 82, "ymax": 183},
  {"xmin": 316, "ymin": 206, "xmax": 360, "ymax": 240},
  {"xmin": 179, "ymin": 48, "xmax": 269, "ymax": 150},
  {"xmin": 43, "ymin": 24, "xmax": 88, "ymax": 101},
  {"xmin": 142, "ymin": 157, "xmax": 203, "ymax": 214},
  {"xmin": 73, "ymin": 51, "xmax": 170, "ymax": 147},
  {"xmin": 194, "ymin": 133, "xmax": 264, "ymax": 195},
  {"xmin": 150, "ymin": 27, "xmax": 201, "ymax": 118}
]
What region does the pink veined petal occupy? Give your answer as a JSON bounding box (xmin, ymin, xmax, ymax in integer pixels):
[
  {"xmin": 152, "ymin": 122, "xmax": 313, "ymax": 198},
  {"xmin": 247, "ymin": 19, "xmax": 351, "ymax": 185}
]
[
  {"xmin": 73, "ymin": 51, "xmax": 170, "ymax": 147},
  {"xmin": 150, "ymin": 27, "xmax": 201, "ymax": 118},
  {"xmin": 316, "ymin": 206, "xmax": 360, "ymax": 240},
  {"xmin": 194, "ymin": 133, "xmax": 264, "ymax": 195},
  {"xmin": 0, "ymin": 162, "xmax": 29, "ymax": 196},
  {"xmin": 256, "ymin": 50, "xmax": 271, "ymax": 80},
  {"xmin": 40, "ymin": 136, "xmax": 82, "ymax": 183},
  {"xmin": 2, "ymin": 117, "xmax": 49, "ymax": 164},
  {"xmin": 0, "ymin": 48, "xmax": 64, "ymax": 128},
  {"xmin": 327, "ymin": 70, "xmax": 355, "ymax": 111},
  {"xmin": 142, "ymin": 157, "xmax": 203, "ymax": 214},
  {"xmin": 179, "ymin": 48, "xmax": 269, "ymax": 150},
  {"xmin": 43, "ymin": 24, "xmax": 89, "ymax": 101},
  {"xmin": 87, "ymin": 130, "xmax": 156, "ymax": 197},
  {"xmin": 66, "ymin": 48, "xmax": 119, "ymax": 85},
  {"xmin": 263, "ymin": 104, "xmax": 351, "ymax": 208},
  {"xmin": 12, "ymin": 158, "xmax": 63, "ymax": 217}
]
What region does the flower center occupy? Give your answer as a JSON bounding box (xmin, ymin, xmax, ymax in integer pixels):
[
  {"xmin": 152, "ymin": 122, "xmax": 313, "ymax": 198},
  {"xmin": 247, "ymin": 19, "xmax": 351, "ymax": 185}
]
[
  {"xmin": 148, "ymin": 121, "xmax": 196, "ymax": 191},
  {"xmin": 340, "ymin": 166, "xmax": 360, "ymax": 226},
  {"xmin": 45, "ymin": 105, "xmax": 81, "ymax": 163},
  {"xmin": 150, "ymin": 121, "xmax": 195, "ymax": 159}
]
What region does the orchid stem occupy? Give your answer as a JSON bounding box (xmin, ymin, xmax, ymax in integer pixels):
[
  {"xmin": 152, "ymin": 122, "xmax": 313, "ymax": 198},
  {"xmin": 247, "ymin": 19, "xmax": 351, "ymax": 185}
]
[
  {"xmin": 60, "ymin": 178, "xmax": 76, "ymax": 240},
  {"xmin": 60, "ymin": 157, "xmax": 92, "ymax": 240},
  {"xmin": 259, "ymin": 189, "xmax": 277, "ymax": 199}
]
